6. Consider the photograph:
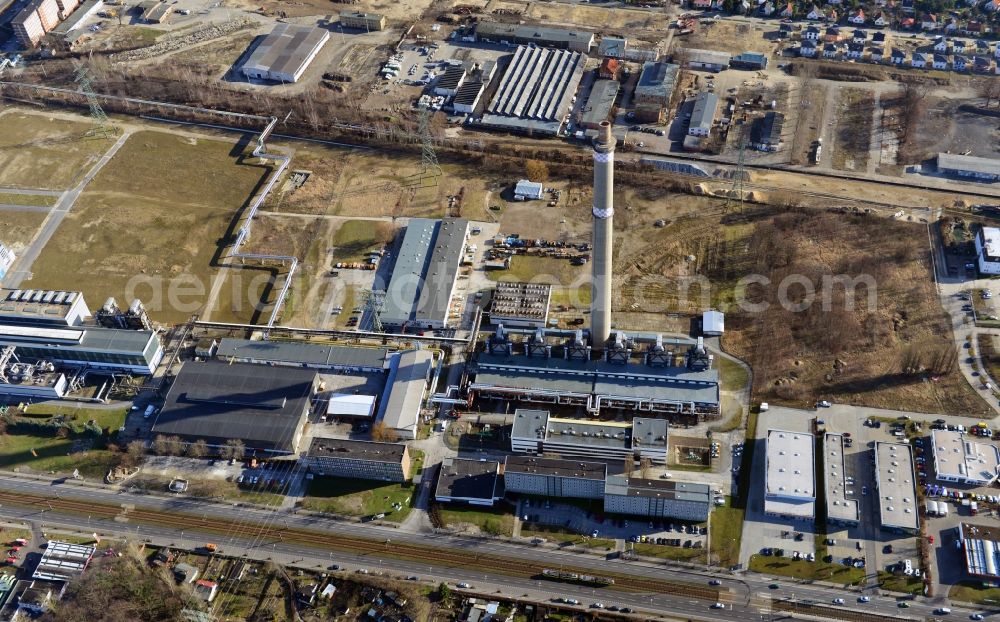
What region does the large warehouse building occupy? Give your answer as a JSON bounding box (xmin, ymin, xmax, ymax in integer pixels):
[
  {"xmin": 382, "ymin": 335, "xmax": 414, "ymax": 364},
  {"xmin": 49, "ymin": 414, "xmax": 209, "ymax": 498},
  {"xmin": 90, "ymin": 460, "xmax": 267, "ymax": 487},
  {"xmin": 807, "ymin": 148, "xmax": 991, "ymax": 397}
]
[
  {"xmin": 151, "ymin": 361, "xmax": 318, "ymax": 455},
  {"xmin": 380, "ymin": 218, "xmax": 469, "ymax": 330},
  {"xmin": 242, "ymin": 23, "xmax": 330, "ymax": 83},
  {"xmin": 823, "ymin": 433, "xmax": 859, "ymax": 527},
  {"xmin": 305, "ymin": 438, "xmax": 411, "ymax": 482},
  {"xmin": 874, "ymin": 441, "xmax": 919, "ymax": 535},
  {"xmin": 376, "ymin": 349, "xmax": 433, "ymax": 440},
  {"xmin": 958, "ymin": 523, "xmax": 1000, "ymax": 582},
  {"xmin": 763, "ymin": 429, "xmax": 815, "ymax": 521},
  {"xmin": 604, "ymin": 476, "xmax": 711, "ymax": 521},
  {"xmin": 633, "ymin": 61, "xmax": 679, "ymax": 123},
  {"xmin": 480, "ymin": 45, "xmax": 588, "ymax": 136}
]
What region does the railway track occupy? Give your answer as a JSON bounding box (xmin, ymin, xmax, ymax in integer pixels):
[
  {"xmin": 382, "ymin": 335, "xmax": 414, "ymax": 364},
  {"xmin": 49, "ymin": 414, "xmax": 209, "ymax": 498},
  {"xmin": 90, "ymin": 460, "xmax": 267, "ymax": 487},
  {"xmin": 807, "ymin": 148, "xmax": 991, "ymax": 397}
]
[
  {"xmin": 772, "ymin": 599, "xmax": 916, "ymax": 622},
  {"xmin": 0, "ymin": 490, "xmax": 717, "ymax": 600}
]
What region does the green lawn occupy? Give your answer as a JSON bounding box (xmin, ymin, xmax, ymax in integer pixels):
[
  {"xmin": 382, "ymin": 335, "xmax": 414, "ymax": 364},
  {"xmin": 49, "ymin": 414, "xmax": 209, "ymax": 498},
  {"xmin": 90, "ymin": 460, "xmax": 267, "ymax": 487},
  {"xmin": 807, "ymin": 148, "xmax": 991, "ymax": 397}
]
[
  {"xmin": 717, "ymin": 356, "xmax": 749, "ymax": 393},
  {"xmin": 21, "ymin": 403, "xmax": 128, "ymax": 432},
  {"xmin": 439, "ymin": 503, "xmax": 515, "ymax": 536},
  {"xmin": 410, "ymin": 449, "xmax": 425, "ymax": 478},
  {"xmin": 631, "ymin": 542, "xmax": 705, "ymax": 562},
  {"xmin": 950, "ymin": 581, "xmax": 1000, "ymax": 604},
  {"xmin": 879, "ymin": 571, "xmax": 924, "ymax": 595},
  {"xmin": 710, "ymin": 497, "xmax": 744, "ymax": 568},
  {"xmin": 521, "ymin": 525, "xmax": 615, "ymax": 551},
  {"xmin": 301, "ymin": 476, "xmax": 416, "ymax": 522},
  {"xmin": 485, "ymin": 255, "xmax": 588, "ymax": 288},
  {"xmin": 748, "ymin": 554, "xmax": 865, "ymax": 585}
]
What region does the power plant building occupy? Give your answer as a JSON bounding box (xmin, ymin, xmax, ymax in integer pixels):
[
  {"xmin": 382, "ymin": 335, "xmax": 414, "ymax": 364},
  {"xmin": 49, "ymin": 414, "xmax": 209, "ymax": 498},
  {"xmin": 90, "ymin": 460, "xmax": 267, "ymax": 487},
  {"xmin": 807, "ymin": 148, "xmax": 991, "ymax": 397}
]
[
  {"xmin": 503, "ymin": 455, "xmax": 606, "ymax": 499},
  {"xmin": 488, "ymin": 281, "xmax": 552, "ymax": 328},
  {"xmin": 13, "ymin": 0, "xmax": 61, "ymax": 47},
  {"xmin": 381, "ymin": 218, "xmax": 469, "ymax": 330},
  {"xmin": 214, "ymin": 338, "xmax": 390, "ymax": 373},
  {"xmin": 510, "ymin": 409, "xmax": 669, "ymax": 464},
  {"xmin": 480, "ymin": 45, "xmax": 588, "ymax": 136},
  {"xmin": 475, "ymin": 22, "xmax": 594, "ymax": 53},
  {"xmin": 305, "ymin": 438, "xmax": 411, "ymax": 482},
  {"xmin": 338, "ymin": 10, "xmax": 386, "ymax": 31},
  {"xmin": 241, "ymin": 23, "xmax": 330, "ymax": 83}
]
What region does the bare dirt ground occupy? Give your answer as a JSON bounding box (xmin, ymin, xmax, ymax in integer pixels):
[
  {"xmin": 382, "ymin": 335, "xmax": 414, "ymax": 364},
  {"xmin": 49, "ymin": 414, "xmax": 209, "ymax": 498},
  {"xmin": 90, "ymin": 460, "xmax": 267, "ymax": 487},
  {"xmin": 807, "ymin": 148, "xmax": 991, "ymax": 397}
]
[
  {"xmin": 230, "ymin": 0, "xmax": 433, "ymax": 22},
  {"xmin": 907, "ymin": 96, "xmax": 1000, "ymax": 165},
  {"xmin": 0, "ymin": 111, "xmax": 115, "ymax": 190},
  {"xmin": 525, "ymin": 2, "xmax": 672, "ymax": 35},
  {"xmin": 676, "ymin": 20, "xmax": 773, "ymax": 56},
  {"xmin": 0, "ymin": 211, "xmax": 47, "ymax": 256},
  {"xmin": 832, "ymin": 88, "xmax": 875, "ymax": 172}
]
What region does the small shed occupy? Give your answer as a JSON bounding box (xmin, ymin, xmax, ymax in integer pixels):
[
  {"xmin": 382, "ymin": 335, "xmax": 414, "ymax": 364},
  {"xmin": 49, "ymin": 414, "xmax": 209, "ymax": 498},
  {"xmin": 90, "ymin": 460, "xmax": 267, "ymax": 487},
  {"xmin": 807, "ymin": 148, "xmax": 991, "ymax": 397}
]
[
  {"xmin": 513, "ymin": 179, "xmax": 544, "ymax": 200},
  {"xmin": 702, "ymin": 310, "xmax": 725, "ymax": 335},
  {"xmin": 325, "ymin": 393, "xmax": 377, "ymax": 419}
]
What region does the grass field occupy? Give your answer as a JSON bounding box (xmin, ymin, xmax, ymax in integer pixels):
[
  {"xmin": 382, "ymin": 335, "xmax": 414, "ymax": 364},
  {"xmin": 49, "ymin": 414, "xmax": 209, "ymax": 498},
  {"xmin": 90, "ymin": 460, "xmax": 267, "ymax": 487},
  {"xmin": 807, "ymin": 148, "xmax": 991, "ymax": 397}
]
[
  {"xmin": 520, "ymin": 525, "xmax": 615, "ymax": 551},
  {"xmin": 302, "ymin": 476, "xmax": 416, "ymax": 522},
  {"xmin": 710, "ymin": 499, "xmax": 744, "ymax": 568},
  {"xmin": 332, "ymin": 219, "xmax": 396, "ymax": 262},
  {"xmin": 485, "ymin": 255, "xmax": 590, "ymax": 289},
  {"xmin": 439, "ymin": 503, "xmax": 515, "ymax": 537},
  {"xmin": 0, "ymin": 194, "xmax": 56, "ymax": 207},
  {"xmin": 949, "ymin": 580, "xmax": 1000, "ymax": 604},
  {"xmin": 748, "ymin": 553, "xmax": 865, "ymax": 585},
  {"xmin": 878, "ymin": 571, "xmax": 924, "ymax": 595},
  {"xmin": 631, "ymin": 541, "xmax": 705, "ymax": 563},
  {"xmin": 0, "ymin": 211, "xmax": 47, "ymax": 253},
  {"xmin": 23, "ymin": 131, "xmax": 269, "ymax": 324},
  {"xmin": 0, "ymin": 111, "xmax": 114, "ymax": 189}
]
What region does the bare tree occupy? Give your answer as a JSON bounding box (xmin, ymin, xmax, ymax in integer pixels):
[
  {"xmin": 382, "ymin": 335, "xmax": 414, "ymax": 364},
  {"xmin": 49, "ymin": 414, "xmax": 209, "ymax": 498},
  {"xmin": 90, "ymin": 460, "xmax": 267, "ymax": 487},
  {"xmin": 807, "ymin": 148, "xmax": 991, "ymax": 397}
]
[
  {"xmin": 371, "ymin": 422, "xmax": 399, "ymax": 443},
  {"xmin": 186, "ymin": 439, "xmax": 208, "ymax": 459},
  {"xmin": 152, "ymin": 435, "xmax": 170, "ymax": 456},
  {"xmin": 524, "ymin": 159, "xmax": 550, "ymax": 182},
  {"xmin": 124, "ymin": 440, "xmax": 147, "ymax": 468},
  {"xmin": 225, "ymin": 439, "xmax": 246, "ymax": 462}
]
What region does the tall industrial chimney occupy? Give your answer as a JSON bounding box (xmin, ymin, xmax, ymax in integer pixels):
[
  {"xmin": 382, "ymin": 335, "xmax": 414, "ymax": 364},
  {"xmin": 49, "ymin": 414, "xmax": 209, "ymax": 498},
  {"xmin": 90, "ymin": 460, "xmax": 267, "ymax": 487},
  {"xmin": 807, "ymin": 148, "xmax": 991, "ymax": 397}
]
[{"xmin": 591, "ymin": 121, "xmax": 615, "ymax": 349}]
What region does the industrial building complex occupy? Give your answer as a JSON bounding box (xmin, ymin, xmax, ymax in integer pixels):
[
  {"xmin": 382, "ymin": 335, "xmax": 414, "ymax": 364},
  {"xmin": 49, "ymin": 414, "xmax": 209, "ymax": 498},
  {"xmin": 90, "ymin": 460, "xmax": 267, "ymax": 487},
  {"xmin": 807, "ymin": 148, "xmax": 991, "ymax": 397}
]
[
  {"xmin": 480, "ymin": 45, "xmax": 588, "ymax": 136},
  {"xmin": 305, "ymin": 438, "xmax": 411, "ymax": 482},
  {"xmin": 874, "ymin": 441, "xmax": 919, "ymax": 534},
  {"xmin": 763, "ymin": 429, "xmax": 815, "ymax": 521},
  {"xmin": 510, "ymin": 409, "xmax": 669, "ymax": 464}
]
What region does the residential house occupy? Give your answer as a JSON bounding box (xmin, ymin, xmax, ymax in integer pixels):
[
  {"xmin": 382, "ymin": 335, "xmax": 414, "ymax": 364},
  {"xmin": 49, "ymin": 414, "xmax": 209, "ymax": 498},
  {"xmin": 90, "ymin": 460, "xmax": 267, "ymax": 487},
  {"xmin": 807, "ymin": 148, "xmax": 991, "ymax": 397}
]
[
  {"xmin": 761, "ymin": 1, "xmax": 775, "ymax": 16},
  {"xmin": 874, "ymin": 12, "xmax": 888, "ymax": 26},
  {"xmin": 194, "ymin": 580, "xmax": 218, "ymax": 603},
  {"xmin": 932, "ymin": 53, "xmax": 949, "ymax": 69},
  {"xmin": 868, "ymin": 45, "xmax": 885, "ymax": 62},
  {"xmin": 921, "ymin": 13, "xmax": 938, "ymax": 30},
  {"xmin": 800, "ymin": 39, "xmax": 818, "ymax": 56},
  {"xmin": 965, "ymin": 21, "xmax": 986, "ymax": 35},
  {"xmin": 900, "ymin": 17, "xmax": 916, "ymax": 29},
  {"xmin": 823, "ymin": 42, "xmax": 840, "ymax": 58},
  {"xmin": 933, "ymin": 37, "xmax": 949, "ymax": 52},
  {"xmin": 953, "ymin": 54, "xmax": 970, "ymax": 70},
  {"xmin": 973, "ymin": 55, "xmax": 992, "ymax": 73},
  {"xmin": 827, "ymin": 8, "xmax": 838, "ymax": 20},
  {"xmin": 977, "ymin": 38, "xmax": 990, "ymax": 52},
  {"xmin": 780, "ymin": 2, "xmax": 794, "ymax": 16},
  {"xmin": 954, "ymin": 39, "xmax": 968, "ymax": 54},
  {"xmin": 872, "ymin": 31, "xmax": 887, "ymax": 44},
  {"xmin": 945, "ymin": 18, "xmax": 959, "ymax": 32},
  {"xmin": 849, "ymin": 9, "xmax": 866, "ymax": 24},
  {"xmin": 828, "ymin": 0, "xmax": 841, "ymax": 5},
  {"xmin": 911, "ymin": 51, "xmax": 928, "ymax": 67},
  {"xmin": 890, "ymin": 48, "xmax": 907, "ymax": 63},
  {"xmin": 901, "ymin": 0, "xmax": 914, "ymax": 11},
  {"xmin": 995, "ymin": 43, "xmax": 1000, "ymax": 58},
  {"xmin": 807, "ymin": 4, "xmax": 824, "ymax": 19},
  {"xmin": 692, "ymin": 0, "xmax": 713, "ymax": 8},
  {"xmin": 846, "ymin": 42, "xmax": 865, "ymax": 58},
  {"xmin": 779, "ymin": 23, "xmax": 794, "ymax": 38},
  {"xmin": 804, "ymin": 25, "xmax": 821, "ymax": 39},
  {"xmin": 852, "ymin": 28, "xmax": 867, "ymax": 42},
  {"xmin": 824, "ymin": 25, "xmax": 841, "ymax": 40}
]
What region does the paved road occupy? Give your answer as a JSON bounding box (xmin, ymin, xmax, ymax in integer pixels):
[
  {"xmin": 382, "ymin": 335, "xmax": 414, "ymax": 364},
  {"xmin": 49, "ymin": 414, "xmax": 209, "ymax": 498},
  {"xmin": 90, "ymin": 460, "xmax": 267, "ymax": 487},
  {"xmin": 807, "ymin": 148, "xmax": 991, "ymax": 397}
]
[
  {"xmin": 0, "ymin": 188, "xmax": 62, "ymax": 196},
  {"xmin": 2, "ymin": 131, "xmax": 132, "ymax": 288},
  {"xmin": 0, "ymin": 472, "xmax": 989, "ymax": 621},
  {"xmin": 0, "ymin": 204, "xmax": 54, "ymax": 212}
]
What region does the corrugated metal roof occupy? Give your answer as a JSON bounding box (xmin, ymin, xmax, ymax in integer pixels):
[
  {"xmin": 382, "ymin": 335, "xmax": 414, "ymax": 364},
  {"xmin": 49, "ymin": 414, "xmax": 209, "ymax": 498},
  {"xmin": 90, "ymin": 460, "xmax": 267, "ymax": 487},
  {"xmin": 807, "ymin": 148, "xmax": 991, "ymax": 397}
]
[
  {"xmin": 688, "ymin": 91, "xmax": 718, "ymax": 133},
  {"xmin": 216, "ymin": 338, "xmax": 389, "ymax": 370},
  {"xmin": 415, "ymin": 218, "xmax": 468, "ymax": 325},
  {"xmin": 378, "ymin": 350, "xmax": 432, "ymax": 435},
  {"xmin": 581, "ymin": 79, "xmax": 619, "ymax": 127},
  {"xmin": 381, "ymin": 219, "xmax": 438, "ymax": 326},
  {"xmin": 242, "ymin": 23, "xmax": 328, "ymax": 79},
  {"xmin": 938, "ymin": 152, "xmax": 1000, "ymax": 176}
]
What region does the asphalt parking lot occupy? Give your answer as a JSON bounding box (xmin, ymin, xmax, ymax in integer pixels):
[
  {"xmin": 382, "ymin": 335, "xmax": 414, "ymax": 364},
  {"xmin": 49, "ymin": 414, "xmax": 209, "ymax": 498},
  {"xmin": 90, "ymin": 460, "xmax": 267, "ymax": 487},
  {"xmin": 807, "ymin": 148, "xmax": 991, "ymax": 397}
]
[{"xmin": 517, "ymin": 498, "xmax": 708, "ymax": 548}]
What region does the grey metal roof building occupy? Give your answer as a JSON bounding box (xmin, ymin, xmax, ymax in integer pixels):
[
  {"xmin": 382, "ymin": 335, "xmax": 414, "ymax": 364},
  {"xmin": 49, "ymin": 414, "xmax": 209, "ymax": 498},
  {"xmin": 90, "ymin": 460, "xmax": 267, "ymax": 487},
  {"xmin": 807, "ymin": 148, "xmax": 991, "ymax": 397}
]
[
  {"xmin": 604, "ymin": 476, "xmax": 711, "ymax": 521},
  {"xmin": 381, "ymin": 218, "xmax": 468, "ymax": 330},
  {"xmin": 633, "ymin": 61, "xmax": 679, "ymax": 105},
  {"xmin": 874, "ymin": 441, "xmax": 919, "ymax": 534},
  {"xmin": 580, "ymin": 79, "xmax": 620, "ymax": 130},
  {"xmin": 215, "ymin": 338, "xmax": 389, "ymax": 372},
  {"xmin": 0, "ymin": 289, "xmax": 90, "ymax": 327},
  {"xmin": 504, "ymin": 455, "xmax": 606, "ymax": 499},
  {"xmin": 683, "ymin": 48, "xmax": 732, "ymax": 71},
  {"xmin": 937, "ymin": 153, "xmax": 1000, "ymax": 181},
  {"xmin": 435, "ymin": 457, "xmax": 503, "ymax": 506},
  {"xmin": 453, "ymin": 80, "xmax": 485, "ymax": 114},
  {"xmin": 750, "ymin": 111, "xmax": 784, "ymax": 151},
  {"xmin": 959, "ymin": 523, "xmax": 1000, "ymax": 580},
  {"xmin": 510, "ymin": 409, "xmax": 669, "ymax": 463},
  {"xmin": 414, "ymin": 218, "xmax": 469, "ymax": 328},
  {"xmin": 480, "ymin": 45, "xmax": 588, "ymax": 136},
  {"xmin": 152, "ymin": 361, "xmax": 318, "ymax": 454},
  {"xmin": 377, "ymin": 350, "xmax": 433, "ymax": 440},
  {"xmin": 473, "ymin": 352, "xmax": 720, "ymax": 418},
  {"xmin": 475, "ymin": 21, "xmax": 594, "ymax": 53},
  {"xmin": 763, "ymin": 429, "xmax": 815, "ymax": 520},
  {"xmin": 241, "ymin": 23, "xmax": 330, "ymax": 83},
  {"xmin": 434, "ymin": 65, "xmax": 467, "ymax": 96},
  {"xmin": 687, "ymin": 91, "xmax": 718, "ymax": 137}
]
